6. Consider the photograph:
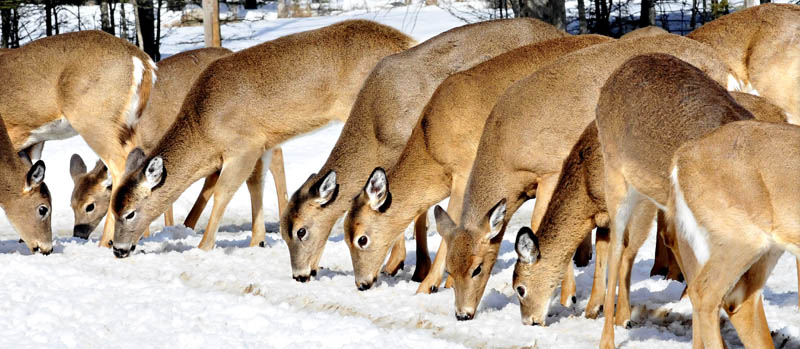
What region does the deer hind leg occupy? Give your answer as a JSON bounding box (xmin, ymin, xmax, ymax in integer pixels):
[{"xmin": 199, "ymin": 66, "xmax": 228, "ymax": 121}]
[
  {"xmin": 600, "ymin": 170, "xmax": 644, "ymax": 349},
  {"xmin": 412, "ymin": 210, "xmax": 431, "ymax": 282},
  {"xmin": 197, "ymin": 153, "xmax": 261, "ymax": 251},
  {"xmin": 247, "ymin": 156, "xmax": 267, "ymax": 248},
  {"xmin": 268, "ymin": 147, "xmax": 288, "ymax": 219},
  {"xmin": 615, "ymin": 201, "xmax": 656, "ymax": 328},
  {"xmin": 723, "ymin": 248, "xmax": 781, "ymax": 349},
  {"xmin": 586, "ymin": 227, "xmax": 609, "ymax": 319},
  {"xmin": 184, "ymin": 171, "xmax": 220, "ymax": 229}
]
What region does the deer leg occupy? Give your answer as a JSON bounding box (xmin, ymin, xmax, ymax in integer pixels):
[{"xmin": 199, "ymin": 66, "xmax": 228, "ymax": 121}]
[
  {"xmin": 197, "ymin": 154, "xmax": 260, "ymax": 251},
  {"xmin": 586, "ymin": 227, "xmax": 609, "ymax": 319},
  {"xmin": 796, "ymin": 257, "xmax": 799, "ymax": 309},
  {"xmin": 268, "ymin": 147, "xmax": 288, "ymax": 219},
  {"xmin": 416, "ymin": 175, "xmax": 463, "ymax": 293},
  {"xmin": 412, "ymin": 211, "xmax": 431, "ymax": 282},
  {"xmin": 615, "ymin": 202, "xmax": 656, "ymax": 328},
  {"xmin": 98, "ymin": 169, "xmax": 122, "ymax": 248},
  {"xmin": 724, "ymin": 249, "xmax": 780, "ymax": 349},
  {"xmin": 247, "ymin": 156, "xmax": 267, "ymax": 248},
  {"xmin": 184, "ymin": 171, "xmax": 220, "ymax": 229},
  {"xmin": 164, "ymin": 206, "xmax": 174, "ymax": 226},
  {"xmin": 384, "ymin": 234, "xmax": 407, "ymax": 276},
  {"xmin": 600, "ymin": 170, "xmax": 643, "ymax": 349}
]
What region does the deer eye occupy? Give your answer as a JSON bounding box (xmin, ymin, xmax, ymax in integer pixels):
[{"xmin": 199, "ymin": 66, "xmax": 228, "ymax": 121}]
[
  {"xmin": 472, "ymin": 263, "xmax": 483, "ymax": 278},
  {"xmin": 86, "ymin": 203, "xmax": 95, "ymax": 213},
  {"xmin": 357, "ymin": 235, "xmax": 369, "ymax": 249},
  {"xmin": 516, "ymin": 285, "xmax": 526, "ymax": 298},
  {"xmin": 37, "ymin": 205, "xmax": 49, "ymax": 219},
  {"xmin": 125, "ymin": 211, "xmax": 136, "ymax": 221}
]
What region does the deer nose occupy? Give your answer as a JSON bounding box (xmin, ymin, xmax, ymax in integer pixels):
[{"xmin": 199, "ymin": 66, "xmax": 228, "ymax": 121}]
[
  {"xmin": 113, "ymin": 247, "xmax": 131, "ymax": 258},
  {"xmin": 73, "ymin": 224, "xmax": 93, "ymax": 239},
  {"xmin": 293, "ymin": 275, "xmax": 310, "ymax": 283},
  {"xmin": 455, "ymin": 311, "xmax": 474, "ymax": 321},
  {"xmin": 356, "ymin": 277, "xmax": 376, "ymax": 291}
]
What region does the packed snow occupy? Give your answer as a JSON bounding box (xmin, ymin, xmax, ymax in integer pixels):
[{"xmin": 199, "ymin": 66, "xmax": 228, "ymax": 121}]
[{"xmin": 0, "ymin": 4, "xmax": 798, "ymax": 348}]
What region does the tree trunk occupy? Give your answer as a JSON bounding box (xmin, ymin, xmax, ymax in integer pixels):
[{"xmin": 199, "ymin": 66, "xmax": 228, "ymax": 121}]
[
  {"xmin": 45, "ymin": 0, "xmax": 53, "ymax": 36},
  {"xmin": 155, "ymin": 0, "xmax": 161, "ymax": 60},
  {"xmin": 690, "ymin": 0, "xmax": 698, "ymax": 29},
  {"xmin": 1, "ymin": 9, "xmax": 11, "ymax": 48},
  {"xmin": 101, "ymin": 0, "xmax": 114, "ymax": 34},
  {"xmin": 245, "ymin": 0, "xmax": 257, "ymax": 10},
  {"xmin": 120, "ymin": 0, "xmax": 129, "ymax": 41},
  {"xmin": 577, "ymin": 0, "xmax": 587, "ymax": 33},
  {"xmin": 202, "ymin": 0, "xmax": 220, "ymax": 47},
  {"xmin": 597, "ymin": 0, "xmax": 610, "ymax": 35},
  {"xmin": 135, "ymin": 0, "xmax": 158, "ymax": 59},
  {"xmin": 744, "ymin": 0, "xmax": 757, "ymax": 7},
  {"xmin": 639, "ymin": 0, "xmax": 654, "ymax": 27},
  {"xmin": 517, "ymin": 0, "xmax": 566, "ymax": 30},
  {"xmin": 11, "ymin": 7, "xmax": 18, "ymax": 47},
  {"xmin": 551, "ymin": 0, "xmax": 565, "ymax": 30}
]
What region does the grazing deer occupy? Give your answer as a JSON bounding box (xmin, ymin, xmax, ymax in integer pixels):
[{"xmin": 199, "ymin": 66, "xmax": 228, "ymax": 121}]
[
  {"xmin": 281, "ymin": 18, "xmax": 567, "ymax": 285},
  {"xmin": 688, "ymin": 3, "xmax": 800, "ymax": 123},
  {"xmin": 512, "ymin": 91, "xmax": 787, "ymax": 328},
  {"xmin": 0, "ymin": 115, "xmax": 51, "ymax": 254},
  {"xmin": 667, "ymin": 120, "xmax": 799, "ymax": 348},
  {"xmin": 0, "ymin": 30, "xmax": 156, "ymax": 246},
  {"xmin": 432, "ymin": 35, "xmax": 737, "ymax": 322},
  {"xmin": 620, "ymin": 26, "xmax": 668, "ymax": 40},
  {"xmin": 594, "ymin": 53, "xmax": 758, "ymax": 348},
  {"xmin": 343, "ymin": 35, "xmax": 612, "ymax": 297},
  {"xmin": 110, "ymin": 20, "xmax": 416, "ymax": 258},
  {"xmin": 69, "ymin": 47, "xmax": 232, "ymax": 240}
]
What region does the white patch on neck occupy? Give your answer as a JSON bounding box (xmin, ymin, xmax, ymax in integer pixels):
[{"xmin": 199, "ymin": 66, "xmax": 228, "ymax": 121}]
[
  {"xmin": 670, "ymin": 166, "xmax": 710, "ymax": 266},
  {"xmin": 726, "ymin": 74, "xmax": 742, "ymax": 92},
  {"xmin": 21, "ymin": 117, "xmax": 78, "ymax": 149}
]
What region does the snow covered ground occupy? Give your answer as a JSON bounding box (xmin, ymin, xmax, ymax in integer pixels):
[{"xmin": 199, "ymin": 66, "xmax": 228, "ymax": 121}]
[{"xmin": 0, "ymin": 4, "xmax": 798, "ymax": 348}]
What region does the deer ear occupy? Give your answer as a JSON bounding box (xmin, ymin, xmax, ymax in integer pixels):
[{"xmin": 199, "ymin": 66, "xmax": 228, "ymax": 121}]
[
  {"xmin": 314, "ymin": 170, "xmax": 338, "ymax": 206},
  {"xmin": 94, "ymin": 161, "xmax": 112, "ymax": 188},
  {"xmin": 125, "ymin": 148, "xmax": 147, "ymax": 174},
  {"xmin": 69, "ymin": 154, "xmax": 87, "ymax": 181},
  {"xmin": 515, "ymin": 227, "xmax": 539, "ymax": 264},
  {"xmin": 434, "ymin": 205, "xmax": 456, "ymax": 241},
  {"xmin": 25, "ymin": 160, "xmax": 46, "ymax": 191},
  {"xmin": 365, "ymin": 167, "xmax": 391, "ymax": 212},
  {"xmin": 144, "ymin": 156, "xmax": 164, "ymax": 189},
  {"xmin": 486, "ymin": 199, "xmax": 506, "ymax": 240}
]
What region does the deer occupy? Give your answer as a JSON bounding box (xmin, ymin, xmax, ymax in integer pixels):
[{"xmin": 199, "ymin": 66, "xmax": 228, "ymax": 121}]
[
  {"xmin": 667, "ymin": 120, "xmax": 799, "ymax": 348},
  {"xmin": 343, "ymin": 35, "xmax": 612, "ymax": 298},
  {"xmin": 688, "ymin": 3, "xmax": 800, "ymax": 124},
  {"xmin": 431, "ymin": 35, "xmax": 740, "ymax": 322},
  {"xmin": 0, "ymin": 30, "xmax": 156, "ymax": 246},
  {"xmin": 512, "ymin": 91, "xmax": 788, "ymax": 329},
  {"xmin": 0, "ymin": 115, "xmax": 51, "ymax": 254},
  {"xmin": 69, "ymin": 47, "xmax": 234, "ymax": 240},
  {"xmin": 594, "ymin": 53, "xmax": 764, "ymax": 348},
  {"xmin": 109, "ymin": 20, "xmax": 418, "ymax": 258},
  {"xmin": 619, "ymin": 25, "xmax": 668, "ymax": 40},
  {"xmin": 280, "ymin": 18, "xmax": 568, "ymax": 285}
]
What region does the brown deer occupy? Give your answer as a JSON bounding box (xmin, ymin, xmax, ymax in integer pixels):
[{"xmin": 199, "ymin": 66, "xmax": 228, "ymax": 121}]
[
  {"xmin": 688, "ymin": 3, "xmax": 800, "ymax": 123},
  {"xmin": 431, "ymin": 36, "xmax": 737, "ymax": 322},
  {"xmin": 110, "ymin": 20, "xmax": 416, "ymax": 258},
  {"xmin": 512, "ymin": 91, "xmax": 787, "ymax": 328},
  {"xmin": 280, "ymin": 18, "xmax": 567, "ymax": 285},
  {"xmin": 594, "ymin": 53, "xmax": 758, "ymax": 348},
  {"xmin": 0, "ymin": 115, "xmax": 51, "ymax": 254},
  {"xmin": 667, "ymin": 120, "xmax": 799, "ymax": 348},
  {"xmin": 619, "ymin": 26, "xmax": 668, "ymax": 40},
  {"xmin": 69, "ymin": 47, "xmax": 233, "ymax": 240},
  {"xmin": 343, "ymin": 35, "xmax": 612, "ymax": 297},
  {"xmin": 0, "ymin": 30, "xmax": 156, "ymax": 246}
]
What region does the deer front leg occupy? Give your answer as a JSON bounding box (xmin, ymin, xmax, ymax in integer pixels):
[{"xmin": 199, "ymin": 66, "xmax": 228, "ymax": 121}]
[
  {"xmin": 198, "ymin": 154, "xmax": 260, "ymax": 251},
  {"xmin": 164, "ymin": 206, "xmax": 175, "ymax": 227},
  {"xmin": 384, "ymin": 235, "xmax": 407, "ymax": 276},
  {"xmin": 99, "ymin": 169, "xmax": 123, "ymax": 248},
  {"xmin": 269, "ymin": 147, "xmax": 288, "ymax": 218},
  {"xmin": 411, "ymin": 210, "xmax": 431, "ymax": 282},
  {"xmin": 586, "ymin": 227, "xmax": 609, "ymax": 319},
  {"xmin": 184, "ymin": 171, "xmax": 220, "ymax": 229},
  {"xmin": 615, "ymin": 202, "xmax": 656, "ymax": 328},
  {"xmin": 247, "ymin": 157, "xmax": 267, "ymax": 248}
]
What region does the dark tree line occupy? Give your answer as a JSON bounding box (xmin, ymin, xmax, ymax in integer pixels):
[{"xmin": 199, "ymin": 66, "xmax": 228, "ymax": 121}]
[{"xmin": 1, "ymin": 0, "xmax": 161, "ymax": 60}]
